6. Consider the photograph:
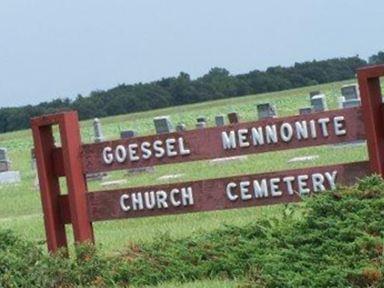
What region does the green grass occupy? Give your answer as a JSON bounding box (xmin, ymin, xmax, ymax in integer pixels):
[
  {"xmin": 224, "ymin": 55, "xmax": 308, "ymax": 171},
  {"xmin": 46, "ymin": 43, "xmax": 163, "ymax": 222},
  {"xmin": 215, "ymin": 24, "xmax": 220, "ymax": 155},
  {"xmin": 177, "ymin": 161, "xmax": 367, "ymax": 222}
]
[
  {"xmin": 1, "ymin": 176, "xmax": 383, "ymax": 287},
  {"xmin": 0, "ymin": 79, "xmax": 378, "ymax": 287}
]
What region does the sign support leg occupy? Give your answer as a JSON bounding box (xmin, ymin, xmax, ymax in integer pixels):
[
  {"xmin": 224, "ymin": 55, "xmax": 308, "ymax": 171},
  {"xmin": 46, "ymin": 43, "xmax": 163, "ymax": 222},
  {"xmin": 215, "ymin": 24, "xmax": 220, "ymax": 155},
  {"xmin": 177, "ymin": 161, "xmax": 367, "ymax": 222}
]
[
  {"xmin": 59, "ymin": 112, "xmax": 94, "ymax": 245},
  {"xmin": 358, "ymin": 65, "xmax": 384, "ymax": 176},
  {"xmin": 31, "ymin": 124, "xmax": 68, "ymax": 253}
]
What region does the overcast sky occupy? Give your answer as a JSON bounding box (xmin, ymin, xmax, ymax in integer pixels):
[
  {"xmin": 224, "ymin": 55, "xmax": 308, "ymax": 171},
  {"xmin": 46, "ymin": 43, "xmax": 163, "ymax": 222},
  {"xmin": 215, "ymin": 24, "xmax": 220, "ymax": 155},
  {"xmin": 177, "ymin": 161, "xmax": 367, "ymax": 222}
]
[{"xmin": 0, "ymin": 0, "xmax": 383, "ymax": 108}]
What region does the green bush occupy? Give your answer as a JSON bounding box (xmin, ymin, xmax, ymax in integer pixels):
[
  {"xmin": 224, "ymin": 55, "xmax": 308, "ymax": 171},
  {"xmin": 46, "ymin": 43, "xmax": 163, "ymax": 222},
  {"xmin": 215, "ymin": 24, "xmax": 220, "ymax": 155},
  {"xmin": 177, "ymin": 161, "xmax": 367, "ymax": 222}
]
[{"xmin": 0, "ymin": 175, "xmax": 383, "ymax": 287}]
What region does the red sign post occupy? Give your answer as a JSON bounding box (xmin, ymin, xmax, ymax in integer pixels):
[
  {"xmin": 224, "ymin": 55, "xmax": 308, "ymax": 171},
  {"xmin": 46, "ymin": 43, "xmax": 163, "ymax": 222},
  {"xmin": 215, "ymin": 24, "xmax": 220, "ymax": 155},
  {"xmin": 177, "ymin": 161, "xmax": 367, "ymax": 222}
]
[{"xmin": 31, "ymin": 65, "xmax": 384, "ymax": 253}]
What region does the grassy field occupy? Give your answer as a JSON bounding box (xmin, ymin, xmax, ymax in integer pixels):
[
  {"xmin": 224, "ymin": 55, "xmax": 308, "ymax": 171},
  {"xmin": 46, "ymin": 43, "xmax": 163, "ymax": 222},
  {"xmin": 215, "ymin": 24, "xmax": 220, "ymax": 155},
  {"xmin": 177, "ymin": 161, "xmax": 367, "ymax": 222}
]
[{"xmin": 0, "ymin": 79, "xmax": 376, "ymax": 287}]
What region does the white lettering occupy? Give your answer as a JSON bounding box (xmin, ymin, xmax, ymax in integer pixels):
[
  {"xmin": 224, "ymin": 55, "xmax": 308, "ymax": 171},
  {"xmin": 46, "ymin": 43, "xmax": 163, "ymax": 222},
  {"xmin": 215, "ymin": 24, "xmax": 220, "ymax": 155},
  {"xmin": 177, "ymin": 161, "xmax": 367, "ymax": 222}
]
[
  {"xmin": 240, "ymin": 181, "xmax": 252, "ymax": 200},
  {"xmin": 178, "ymin": 137, "xmax": 191, "ymax": 155},
  {"xmin": 270, "ymin": 177, "xmax": 282, "ymax": 196},
  {"xmin": 295, "ymin": 121, "xmax": 309, "ymax": 140},
  {"xmin": 298, "ymin": 175, "xmax": 310, "ymax": 195},
  {"xmin": 325, "ymin": 171, "xmax": 338, "ymax": 189},
  {"xmin": 280, "ymin": 123, "xmax": 293, "ymax": 142},
  {"xmin": 238, "ymin": 129, "xmax": 250, "ymax": 147},
  {"xmin": 115, "ymin": 145, "xmax": 127, "ymax": 163},
  {"xmin": 226, "ymin": 182, "xmax": 238, "ymax": 201},
  {"xmin": 102, "ymin": 147, "xmax": 114, "ymax": 164},
  {"xmin": 251, "ymin": 127, "xmax": 264, "ymax": 145},
  {"xmin": 265, "ymin": 125, "xmax": 278, "ymax": 144},
  {"xmin": 153, "ymin": 140, "xmax": 165, "ymax": 158},
  {"xmin": 128, "ymin": 144, "xmax": 139, "ymax": 162},
  {"xmin": 222, "ymin": 131, "xmax": 237, "ymax": 150},
  {"xmin": 141, "ymin": 142, "xmax": 152, "ymax": 159},
  {"xmin": 120, "ymin": 194, "xmax": 130, "ymax": 211},
  {"xmin": 318, "ymin": 117, "xmax": 330, "ymax": 137},
  {"xmin": 165, "ymin": 138, "xmax": 177, "ymax": 157},
  {"xmin": 334, "ymin": 116, "xmax": 347, "ymax": 136},
  {"xmin": 253, "ymin": 179, "xmax": 268, "ymax": 198},
  {"xmin": 181, "ymin": 187, "xmax": 194, "ymax": 206}
]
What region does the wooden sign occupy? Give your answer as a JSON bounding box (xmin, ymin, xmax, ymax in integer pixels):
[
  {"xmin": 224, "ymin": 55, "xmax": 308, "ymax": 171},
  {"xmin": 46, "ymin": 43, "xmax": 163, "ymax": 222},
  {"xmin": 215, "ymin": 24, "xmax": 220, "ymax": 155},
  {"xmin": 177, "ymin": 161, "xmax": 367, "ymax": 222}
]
[{"xmin": 31, "ymin": 65, "xmax": 384, "ymax": 253}]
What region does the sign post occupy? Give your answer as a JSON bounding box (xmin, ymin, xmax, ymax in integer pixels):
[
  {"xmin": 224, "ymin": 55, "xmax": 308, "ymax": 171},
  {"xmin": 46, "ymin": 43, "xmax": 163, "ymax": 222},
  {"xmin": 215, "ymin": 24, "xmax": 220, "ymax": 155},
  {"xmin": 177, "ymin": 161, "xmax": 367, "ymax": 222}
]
[
  {"xmin": 31, "ymin": 65, "xmax": 384, "ymax": 254},
  {"xmin": 357, "ymin": 65, "xmax": 384, "ymax": 176}
]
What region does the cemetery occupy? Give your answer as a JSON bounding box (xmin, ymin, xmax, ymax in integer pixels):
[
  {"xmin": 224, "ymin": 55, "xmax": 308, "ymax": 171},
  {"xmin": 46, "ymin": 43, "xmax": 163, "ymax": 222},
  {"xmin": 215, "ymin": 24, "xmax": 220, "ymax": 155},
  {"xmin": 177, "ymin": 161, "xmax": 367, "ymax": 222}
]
[
  {"xmin": 1, "ymin": 65, "xmax": 383, "ymax": 287},
  {"xmin": 0, "ymin": 147, "xmax": 21, "ymax": 184},
  {"xmin": 26, "ymin": 65, "xmax": 381, "ymax": 252},
  {"xmin": 2, "ymin": 1, "xmax": 384, "ymax": 286}
]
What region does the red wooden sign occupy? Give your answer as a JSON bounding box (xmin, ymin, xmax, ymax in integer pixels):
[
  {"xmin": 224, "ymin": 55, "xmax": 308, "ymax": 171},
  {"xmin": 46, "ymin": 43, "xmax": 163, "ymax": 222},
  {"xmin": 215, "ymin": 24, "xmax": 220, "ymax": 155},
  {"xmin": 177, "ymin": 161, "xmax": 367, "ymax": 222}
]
[{"xmin": 31, "ymin": 65, "xmax": 384, "ymax": 253}]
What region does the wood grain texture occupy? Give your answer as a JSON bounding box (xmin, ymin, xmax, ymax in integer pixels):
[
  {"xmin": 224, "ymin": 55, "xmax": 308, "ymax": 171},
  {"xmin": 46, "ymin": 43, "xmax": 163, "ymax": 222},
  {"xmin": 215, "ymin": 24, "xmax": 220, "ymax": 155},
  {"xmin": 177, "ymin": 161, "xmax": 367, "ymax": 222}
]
[
  {"xmin": 59, "ymin": 161, "xmax": 370, "ymax": 223},
  {"xmin": 52, "ymin": 107, "xmax": 366, "ymax": 176}
]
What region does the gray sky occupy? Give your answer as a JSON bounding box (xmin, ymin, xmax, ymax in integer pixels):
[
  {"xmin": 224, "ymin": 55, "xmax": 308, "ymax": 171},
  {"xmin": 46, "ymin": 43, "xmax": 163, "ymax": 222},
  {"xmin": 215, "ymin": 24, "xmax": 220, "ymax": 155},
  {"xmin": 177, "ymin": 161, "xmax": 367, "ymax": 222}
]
[{"xmin": 0, "ymin": 0, "xmax": 383, "ymax": 108}]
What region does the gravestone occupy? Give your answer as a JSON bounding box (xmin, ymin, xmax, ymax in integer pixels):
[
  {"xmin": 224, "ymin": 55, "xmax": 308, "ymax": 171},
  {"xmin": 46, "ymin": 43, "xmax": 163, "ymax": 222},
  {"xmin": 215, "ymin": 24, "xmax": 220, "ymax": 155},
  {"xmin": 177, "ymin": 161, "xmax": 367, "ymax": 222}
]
[
  {"xmin": 342, "ymin": 99, "xmax": 361, "ymax": 108},
  {"xmin": 121, "ymin": 129, "xmax": 154, "ymax": 175},
  {"xmin": 257, "ymin": 103, "xmax": 277, "ymax": 119},
  {"xmin": 341, "ymin": 84, "xmax": 360, "ymax": 101},
  {"xmin": 120, "ymin": 130, "xmax": 137, "ymax": 139},
  {"xmin": 0, "ymin": 171, "xmax": 21, "ymax": 185},
  {"xmin": 93, "ymin": 118, "xmax": 104, "ymax": 143},
  {"xmin": 154, "ymin": 116, "xmax": 174, "ymax": 134},
  {"xmin": 341, "ymin": 84, "xmax": 361, "ymax": 108},
  {"xmin": 310, "ymin": 94, "xmax": 327, "ymax": 112},
  {"xmin": 0, "ymin": 148, "xmax": 10, "ymax": 172},
  {"xmin": 30, "ymin": 149, "xmax": 36, "ymax": 171},
  {"xmin": 196, "ymin": 122, "xmax": 206, "ymax": 129},
  {"xmin": 299, "ymin": 107, "xmax": 312, "ymax": 115},
  {"xmin": 309, "ymin": 91, "xmax": 321, "ymax": 99},
  {"xmin": 0, "ymin": 148, "xmax": 21, "ymax": 184},
  {"xmin": 215, "ymin": 115, "xmax": 225, "ymax": 126},
  {"xmin": 197, "ymin": 116, "xmax": 207, "ymax": 123},
  {"xmin": 176, "ymin": 123, "xmax": 186, "ymax": 132},
  {"xmin": 228, "ymin": 112, "xmax": 239, "ymax": 124},
  {"xmin": 87, "ymin": 119, "xmax": 107, "ymax": 181}
]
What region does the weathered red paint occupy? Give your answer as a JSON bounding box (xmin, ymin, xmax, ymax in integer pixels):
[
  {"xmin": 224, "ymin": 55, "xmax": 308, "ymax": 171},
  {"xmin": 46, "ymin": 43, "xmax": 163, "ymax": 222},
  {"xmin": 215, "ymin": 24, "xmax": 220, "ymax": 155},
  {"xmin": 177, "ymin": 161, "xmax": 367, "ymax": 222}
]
[
  {"xmin": 30, "ymin": 65, "xmax": 384, "ymax": 253},
  {"xmin": 58, "ymin": 112, "xmax": 94, "ymax": 244},
  {"xmin": 357, "ymin": 65, "xmax": 384, "ymax": 176},
  {"xmin": 31, "ymin": 112, "xmax": 94, "ymax": 253},
  {"xmin": 57, "ymin": 161, "xmax": 369, "ymax": 223},
  {"xmin": 52, "ymin": 107, "xmax": 365, "ymax": 176},
  {"xmin": 31, "ymin": 123, "xmax": 68, "ymax": 252}
]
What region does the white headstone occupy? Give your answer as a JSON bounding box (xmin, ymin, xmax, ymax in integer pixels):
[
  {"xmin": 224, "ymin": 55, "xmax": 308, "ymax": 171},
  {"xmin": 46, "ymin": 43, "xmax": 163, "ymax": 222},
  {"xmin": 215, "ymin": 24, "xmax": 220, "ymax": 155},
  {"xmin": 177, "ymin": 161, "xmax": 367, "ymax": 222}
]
[
  {"xmin": 93, "ymin": 118, "xmax": 104, "ymax": 143},
  {"xmin": 309, "ymin": 91, "xmax": 321, "ymax": 99},
  {"xmin": 310, "ymin": 94, "xmax": 327, "ymax": 112},
  {"xmin": 196, "ymin": 122, "xmax": 206, "ymax": 129},
  {"xmin": 257, "ymin": 103, "xmax": 277, "ymax": 119},
  {"xmin": 0, "ymin": 171, "xmax": 21, "ymax": 184}
]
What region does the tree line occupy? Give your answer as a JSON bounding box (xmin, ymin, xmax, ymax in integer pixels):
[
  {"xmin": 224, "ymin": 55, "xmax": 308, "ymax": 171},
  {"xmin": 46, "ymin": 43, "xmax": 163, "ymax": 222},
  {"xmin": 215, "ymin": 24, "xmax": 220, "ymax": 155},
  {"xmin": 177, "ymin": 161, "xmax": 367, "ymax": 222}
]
[{"xmin": 1, "ymin": 51, "xmax": 384, "ymax": 134}]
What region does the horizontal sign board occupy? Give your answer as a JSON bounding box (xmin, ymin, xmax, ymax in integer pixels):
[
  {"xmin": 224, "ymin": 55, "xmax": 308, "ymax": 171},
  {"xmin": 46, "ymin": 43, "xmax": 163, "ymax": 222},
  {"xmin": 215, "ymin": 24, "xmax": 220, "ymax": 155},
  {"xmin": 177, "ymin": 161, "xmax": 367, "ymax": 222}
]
[
  {"xmin": 58, "ymin": 161, "xmax": 370, "ymax": 223},
  {"xmin": 52, "ymin": 107, "xmax": 365, "ymax": 176}
]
